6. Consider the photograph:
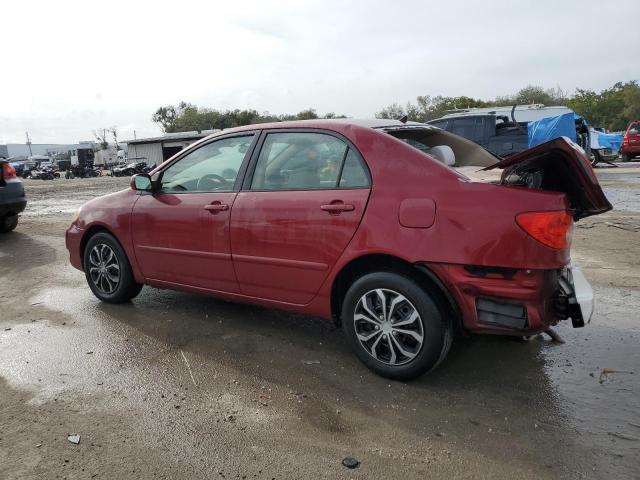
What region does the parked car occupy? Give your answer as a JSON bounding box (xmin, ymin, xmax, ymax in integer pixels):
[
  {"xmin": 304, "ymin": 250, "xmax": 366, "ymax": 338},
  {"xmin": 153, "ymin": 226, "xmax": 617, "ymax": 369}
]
[
  {"xmin": 0, "ymin": 159, "xmax": 27, "ymax": 232},
  {"xmin": 621, "ymin": 121, "xmax": 640, "ymax": 161},
  {"xmin": 112, "ymin": 161, "xmax": 149, "ymax": 177},
  {"xmin": 29, "ymin": 166, "xmax": 59, "ymax": 180},
  {"xmin": 14, "ymin": 161, "xmax": 39, "ymax": 178},
  {"xmin": 66, "ymin": 120, "xmax": 611, "ymax": 379}
]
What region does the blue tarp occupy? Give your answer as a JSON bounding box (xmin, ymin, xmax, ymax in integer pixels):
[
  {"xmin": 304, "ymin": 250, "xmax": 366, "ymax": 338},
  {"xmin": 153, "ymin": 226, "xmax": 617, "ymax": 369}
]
[
  {"xmin": 596, "ymin": 132, "xmax": 623, "ymax": 152},
  {"xmin": 528, "ymin": 112, "xmax": 577, "ymax": 148}
]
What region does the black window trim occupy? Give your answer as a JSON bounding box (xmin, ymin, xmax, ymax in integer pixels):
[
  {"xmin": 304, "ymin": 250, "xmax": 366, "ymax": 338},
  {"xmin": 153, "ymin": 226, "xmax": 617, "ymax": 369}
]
[
  {"xmin": 150, "ymin": 131, "xmax": 261, "ymax": 195},
  {"xmin": 241, "ymin": 128, "xmax": 371, "ymax": 192}
]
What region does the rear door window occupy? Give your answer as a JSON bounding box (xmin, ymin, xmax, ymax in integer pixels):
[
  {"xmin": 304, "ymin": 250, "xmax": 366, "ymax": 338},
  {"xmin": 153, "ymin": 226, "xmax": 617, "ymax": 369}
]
[{"xmin": 250, "ymin": 132, "xmax": 369, "ymax": 190}]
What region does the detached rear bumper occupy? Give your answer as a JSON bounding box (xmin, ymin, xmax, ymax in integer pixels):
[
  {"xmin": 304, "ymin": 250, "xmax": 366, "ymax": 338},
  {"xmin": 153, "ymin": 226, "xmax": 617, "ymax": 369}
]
[{"xmin": 427, "ymin": 263, "xmax": 592, "ymax": 335}]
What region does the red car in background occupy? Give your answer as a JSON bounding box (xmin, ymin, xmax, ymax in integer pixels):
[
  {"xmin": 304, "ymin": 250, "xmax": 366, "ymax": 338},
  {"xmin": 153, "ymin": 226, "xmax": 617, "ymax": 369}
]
[
  {"xmin": 65, "ymin": 120, "xmax": 611, "ymax": 379},
  {"xmin": 621, "ymin": 121, "xmax": 640, "ymax": 162}
]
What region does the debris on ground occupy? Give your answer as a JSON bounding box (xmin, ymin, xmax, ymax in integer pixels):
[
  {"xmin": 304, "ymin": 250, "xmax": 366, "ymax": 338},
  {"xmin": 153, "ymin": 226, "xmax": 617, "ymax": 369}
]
[
  {"xmin": 180, "ymin": 350, "xmax": 198, "ymax": 387},
  {"xmin": 599, "ymin": 368, "xmax": 635, "ymax": 383},
  {"xmin": 302, "ymin": 360, "xmax": 320, "ymax": 365},
  {"xmin": 544, "ymin": 328, "xmax": 566, "ymax": 344},
  {"xmin": 67, "ymin": 434, "xmax": 80, "ymax": 444},
  {"xmin": 604, "ymin": 221, "xmax": 640, "ymax": 232},
  {"xmin": 4, "ymin": 327, "xmax": 11, "ymax": 331},
  {"xmin": 86, "ymin": 351, "xmax": 93, "ymax": 355},
  {"xmin": 608, "ymin": 432, "xmax": 640, "ymax": 441},
  {"xmin": 342, "ymin": 457, "xmax": 360, "ymax": 469}
]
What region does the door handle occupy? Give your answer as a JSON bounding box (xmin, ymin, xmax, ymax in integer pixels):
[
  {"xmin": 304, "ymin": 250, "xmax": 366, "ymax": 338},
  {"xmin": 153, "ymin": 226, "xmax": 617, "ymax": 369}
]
[
  {"xmin": 320, "ymin": 203, "xmax": 355, "ymax": 213},
  {"xmin": 204, "ymin": 202, "xmax": 229, "ymax": 213}
]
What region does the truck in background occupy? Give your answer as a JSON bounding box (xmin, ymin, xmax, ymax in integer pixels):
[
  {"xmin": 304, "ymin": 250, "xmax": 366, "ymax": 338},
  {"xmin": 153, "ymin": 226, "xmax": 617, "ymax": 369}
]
[{"xmin": 427, "ymin": 104, "xmax": 621, "ymax": 165}]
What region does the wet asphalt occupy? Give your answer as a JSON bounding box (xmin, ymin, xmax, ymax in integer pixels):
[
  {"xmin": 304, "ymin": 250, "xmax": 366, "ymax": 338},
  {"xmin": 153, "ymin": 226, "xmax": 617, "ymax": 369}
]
[{"xmin": 0, "ymin": 171, "xmax": 639, "ymax": 479}]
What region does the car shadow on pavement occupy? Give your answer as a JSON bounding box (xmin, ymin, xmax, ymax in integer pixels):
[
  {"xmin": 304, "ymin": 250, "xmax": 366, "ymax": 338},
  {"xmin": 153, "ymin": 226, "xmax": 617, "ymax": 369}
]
[
  {"xmin": 0, "ymin": 231, "xmax": 58, "ymax": 273},
  {"xmin": 92, "ymin": 286, "xmax": 562, "ymax": 420}
]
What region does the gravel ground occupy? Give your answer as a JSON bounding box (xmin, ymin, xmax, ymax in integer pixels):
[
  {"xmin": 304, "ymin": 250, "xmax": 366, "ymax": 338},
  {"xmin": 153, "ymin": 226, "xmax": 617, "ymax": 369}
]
[{"xmin": 0, "ymin": 166, "xmax": 639, "ymax": 479}]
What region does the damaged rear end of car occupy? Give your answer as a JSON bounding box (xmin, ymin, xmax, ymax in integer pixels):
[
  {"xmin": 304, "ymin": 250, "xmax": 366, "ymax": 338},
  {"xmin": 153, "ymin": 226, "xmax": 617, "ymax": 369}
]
[{"xmin": 459, "ymin": 137, "xmax": 612, "ymax": 334}]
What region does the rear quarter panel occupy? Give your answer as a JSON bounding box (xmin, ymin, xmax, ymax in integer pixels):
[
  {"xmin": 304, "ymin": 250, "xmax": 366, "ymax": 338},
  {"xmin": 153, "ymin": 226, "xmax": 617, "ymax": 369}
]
[{"xmin": 305, "ymin": 125, "xmax": 571, "ymax": 317}]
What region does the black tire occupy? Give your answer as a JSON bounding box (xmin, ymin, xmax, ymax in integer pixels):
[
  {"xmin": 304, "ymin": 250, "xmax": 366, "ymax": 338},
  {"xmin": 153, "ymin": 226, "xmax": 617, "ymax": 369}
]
[
  {"xmin": 0, "ymin": 214, "xmax": 18, "ymax": 233},
  {"xmin": 83, "ymin": 232, "xmax": 142, "ymax": 303},
  {"xmin": 591, "ymin": 150, "xmax": 600, "ymax": 167},
  {"xmin": 342, "ymin": 272, "xmax": 452, "ymax": 380},
  {"xmin": 621, "ymin": 153, "xmax": 631, "ymax": 162}
]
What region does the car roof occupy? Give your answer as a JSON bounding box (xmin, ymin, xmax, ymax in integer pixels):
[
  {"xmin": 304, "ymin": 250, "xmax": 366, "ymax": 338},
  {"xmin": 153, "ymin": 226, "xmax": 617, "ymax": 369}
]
[{"xmin": 202, "ymin": 118, "xmax": 426, "ymax": 140}]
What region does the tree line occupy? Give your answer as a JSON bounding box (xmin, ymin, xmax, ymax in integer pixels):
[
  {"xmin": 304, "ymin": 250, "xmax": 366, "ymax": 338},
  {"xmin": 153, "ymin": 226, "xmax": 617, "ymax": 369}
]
[
  {"xmin": 376, "ymin": 82, "xmax": 640, "ymax": 131},
  {"xmin": 152, "ymin": 102, "xmax": 345, "ymax": 134},
  {"xmin": 151, "ymin": 81, "xmax": 640, "ymax": 134}
]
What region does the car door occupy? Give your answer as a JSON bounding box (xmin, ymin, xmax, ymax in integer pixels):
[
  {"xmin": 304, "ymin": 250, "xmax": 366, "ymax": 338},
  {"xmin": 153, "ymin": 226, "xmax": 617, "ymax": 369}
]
[
  {"xmin": 230, "ymin": 130, "xmax": 371, "ymax": 304},
  {"xmin": 131, "ymin": 133, "xmax": 256, "ymax": 293}
]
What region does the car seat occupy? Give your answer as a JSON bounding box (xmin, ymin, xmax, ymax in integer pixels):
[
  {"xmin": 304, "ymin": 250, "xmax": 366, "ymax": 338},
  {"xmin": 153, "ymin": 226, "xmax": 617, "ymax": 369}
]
[{"xmin": 426, "ymin": 145, "xmax": 455, "ymax": 166}]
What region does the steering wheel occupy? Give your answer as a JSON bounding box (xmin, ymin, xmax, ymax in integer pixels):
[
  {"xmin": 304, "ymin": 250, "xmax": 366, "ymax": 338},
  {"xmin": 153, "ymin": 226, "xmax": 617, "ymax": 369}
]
[{"xmin": 197, "ymin": 174, "xmax": 229, "ymax": 191}]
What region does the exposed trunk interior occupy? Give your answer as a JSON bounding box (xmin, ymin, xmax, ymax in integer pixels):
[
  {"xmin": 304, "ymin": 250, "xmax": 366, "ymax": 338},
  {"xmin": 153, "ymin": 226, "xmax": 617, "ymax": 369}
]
[{"xmin": 486, "ymin": 138, "xmax": 612, "ymax": 220}]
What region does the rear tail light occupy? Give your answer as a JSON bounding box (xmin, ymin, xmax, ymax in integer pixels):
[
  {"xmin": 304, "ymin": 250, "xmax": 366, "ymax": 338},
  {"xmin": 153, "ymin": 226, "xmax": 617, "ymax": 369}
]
[
  {"xmin": 2, "ymin": 162, "xmax": 17, "ymax": 179},
  {"xmin": 516, "ymin": 211, "xmax": 573, "ymax": 249}
]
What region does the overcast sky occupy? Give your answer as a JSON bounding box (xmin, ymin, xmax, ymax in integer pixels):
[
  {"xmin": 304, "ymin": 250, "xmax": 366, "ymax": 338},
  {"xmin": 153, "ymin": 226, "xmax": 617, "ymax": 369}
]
[{"xmin": 1, "ymin": 0, "xmax": 637, "ymax": 144}]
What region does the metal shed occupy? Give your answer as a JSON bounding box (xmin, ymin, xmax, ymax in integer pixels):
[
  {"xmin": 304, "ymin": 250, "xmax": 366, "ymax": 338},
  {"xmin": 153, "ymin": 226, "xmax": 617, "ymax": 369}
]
[{"xmin": 124, "ymin": 130, "xmax": 218, "ymax": 165}]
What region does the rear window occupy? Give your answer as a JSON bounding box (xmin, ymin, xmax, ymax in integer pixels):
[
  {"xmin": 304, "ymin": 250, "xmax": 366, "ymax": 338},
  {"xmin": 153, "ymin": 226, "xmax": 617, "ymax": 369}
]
[
  {"xmin": 628, "ymin": 123, "xmax": 640, "ymax": 134},
  {"xmin": 450, "ymin": 117, "xmax": 485, "ymax": 142}
]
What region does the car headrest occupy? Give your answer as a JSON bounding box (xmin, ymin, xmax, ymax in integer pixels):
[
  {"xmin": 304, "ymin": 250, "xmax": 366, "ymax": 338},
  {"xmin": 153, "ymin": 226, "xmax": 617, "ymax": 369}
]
[{"xmin": 427, "ymin": 145, "xmax": 456, "ymax": 166}]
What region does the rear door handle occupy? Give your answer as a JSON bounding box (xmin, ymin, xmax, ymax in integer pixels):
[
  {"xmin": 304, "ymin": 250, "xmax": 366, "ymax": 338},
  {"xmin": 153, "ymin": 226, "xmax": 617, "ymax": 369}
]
[
  {"xmin": 204, "ymin": 202, "xmax": 229, "ymax": 213},
  {"xmin": 320, "ymin": 203, "xmax": 355, "ymax": 213}
]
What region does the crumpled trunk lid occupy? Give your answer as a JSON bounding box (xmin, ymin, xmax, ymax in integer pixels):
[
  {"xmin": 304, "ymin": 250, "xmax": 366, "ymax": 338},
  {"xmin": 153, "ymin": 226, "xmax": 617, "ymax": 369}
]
[{"xmin": 484, "ymin": 137, "xmax": 612, "ymax": 220}]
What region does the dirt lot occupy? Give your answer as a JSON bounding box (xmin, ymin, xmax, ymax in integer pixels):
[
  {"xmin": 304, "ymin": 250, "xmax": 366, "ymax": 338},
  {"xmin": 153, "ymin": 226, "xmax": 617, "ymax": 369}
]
[{"xmin": 1, "ymin": 167, "xmax": 639, "ymax": 479}]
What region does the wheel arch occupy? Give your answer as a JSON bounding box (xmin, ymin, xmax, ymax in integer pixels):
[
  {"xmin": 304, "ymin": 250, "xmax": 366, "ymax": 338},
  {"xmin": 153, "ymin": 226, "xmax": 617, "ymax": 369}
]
[
  {"xmin": 330, "ymin": 253, "xmax": 462, "ymax": 330},
  {"xmin": 79, "ymin": 224, "xmax": 120, "ymax": 270}
]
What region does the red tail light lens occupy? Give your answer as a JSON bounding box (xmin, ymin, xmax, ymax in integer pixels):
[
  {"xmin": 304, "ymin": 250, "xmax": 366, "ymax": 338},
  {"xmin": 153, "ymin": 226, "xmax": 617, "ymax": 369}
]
[
  {"xmin": 2, "ymin": 162, "xmax": 17, "ymax": 179},
  {"xmin": 516, "ymin": 211, "xmax": 573, "ymax": 249}
]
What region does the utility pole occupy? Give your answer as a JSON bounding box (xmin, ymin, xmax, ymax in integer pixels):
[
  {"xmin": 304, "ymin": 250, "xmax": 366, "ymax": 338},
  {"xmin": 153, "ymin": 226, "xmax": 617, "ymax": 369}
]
[{"xmin": 25, "ymin": 131, "xmax": 33, "ymax": 156}]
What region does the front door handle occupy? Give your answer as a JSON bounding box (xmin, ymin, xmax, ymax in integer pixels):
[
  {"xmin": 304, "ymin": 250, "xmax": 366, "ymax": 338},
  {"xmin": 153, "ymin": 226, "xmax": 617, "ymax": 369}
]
[
  {"xmin": 204, "ymin": 202, "xmax": 229, "ymax": 213},
  {"xmin": 320, "ymin": 203, "xmax": 355, "ymax": 213}
]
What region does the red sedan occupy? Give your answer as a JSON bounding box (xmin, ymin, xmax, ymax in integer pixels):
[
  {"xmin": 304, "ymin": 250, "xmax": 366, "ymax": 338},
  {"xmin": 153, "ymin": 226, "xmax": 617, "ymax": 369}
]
[{"xmin": 66, "ymin": 120, "xmax": 611, "ymax": 379}]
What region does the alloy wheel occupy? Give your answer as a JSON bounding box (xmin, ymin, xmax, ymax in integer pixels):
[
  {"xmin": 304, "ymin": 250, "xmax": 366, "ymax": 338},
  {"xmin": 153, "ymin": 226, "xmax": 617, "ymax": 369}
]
[
  {"xmin": 353, "ymin": 288, "xmax": 424, "ymax": 365},
  {"xmin": 88, "ymin": 243, "xmax": 121, "ymax": 294}
]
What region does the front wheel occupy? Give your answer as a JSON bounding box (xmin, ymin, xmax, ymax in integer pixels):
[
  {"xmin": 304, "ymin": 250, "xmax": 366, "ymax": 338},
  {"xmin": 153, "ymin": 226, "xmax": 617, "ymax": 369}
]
[
  {"xmin": 342, "ymin": 272, "xmax": 452, "ymax": 380},
  {"xmin": 83, "ymin": 232, "xmax": 142, "ymax": 303}
]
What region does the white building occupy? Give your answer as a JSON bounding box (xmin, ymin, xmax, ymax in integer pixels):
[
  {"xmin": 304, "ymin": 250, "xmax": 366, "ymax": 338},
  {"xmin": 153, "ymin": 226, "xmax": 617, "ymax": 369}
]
[{"xmin": 124, "ymin": 131, "xmax": 217, "ymax": 166}]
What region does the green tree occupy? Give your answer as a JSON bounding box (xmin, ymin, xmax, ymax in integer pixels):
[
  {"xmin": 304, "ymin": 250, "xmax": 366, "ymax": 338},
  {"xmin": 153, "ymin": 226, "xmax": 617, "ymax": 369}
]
[
  {"xmin": 152, "ymin": 104, "xmax": 346, "ymax": 132},
  {"xmin": 376, "ymin": 95, "xmax": 490, "ymax": 122}
]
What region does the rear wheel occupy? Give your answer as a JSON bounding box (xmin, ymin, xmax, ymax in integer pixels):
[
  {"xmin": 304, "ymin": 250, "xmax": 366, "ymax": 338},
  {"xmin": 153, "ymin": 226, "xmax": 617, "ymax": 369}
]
[
  {"xmin": 83, "ymin": 232, "xmax": 142, "ymax": 303},
  {"xmin": 342, "ymin": 272, "xmax": 452, "ymax": 380},
  {"xmin": 622, "ymin": 153, "xmax": 631, "ymax": 162},
  {"xmin": 0, "ymin": 214, "xmax": 18, "ymax": 233}
]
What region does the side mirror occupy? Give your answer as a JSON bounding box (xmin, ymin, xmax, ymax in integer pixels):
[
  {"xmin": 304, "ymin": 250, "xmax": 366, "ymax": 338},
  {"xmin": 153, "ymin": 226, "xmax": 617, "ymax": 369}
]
[{"xmin": 131, "ymin": 173, "xmax": 153, "ymax": 191}]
